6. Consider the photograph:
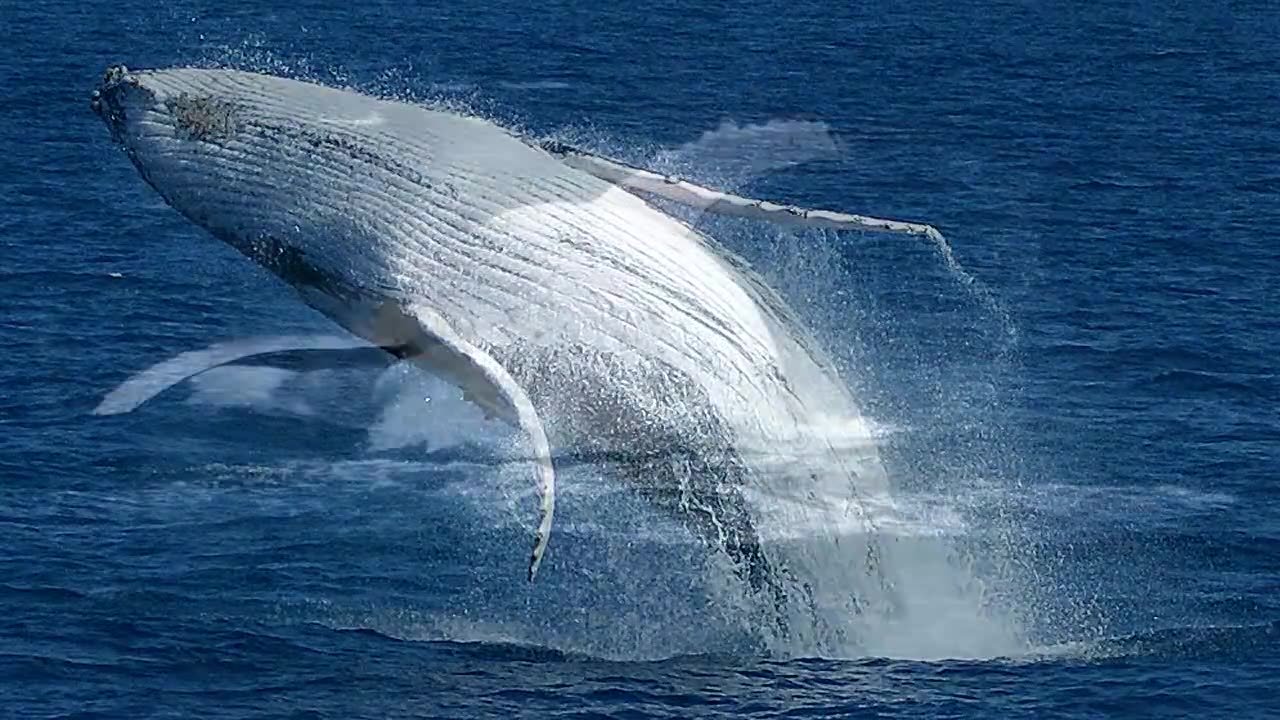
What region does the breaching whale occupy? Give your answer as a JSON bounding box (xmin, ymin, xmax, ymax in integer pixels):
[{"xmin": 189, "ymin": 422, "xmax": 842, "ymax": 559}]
[{"xmin": 91, "ymin": 65, "xmax": 948, "ymax": 622}]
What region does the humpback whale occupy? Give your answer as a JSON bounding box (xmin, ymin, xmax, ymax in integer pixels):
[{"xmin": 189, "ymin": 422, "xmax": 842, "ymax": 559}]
[{"xmin": 91, "ymin": 65, "xmax": 947, "ymax": 625}]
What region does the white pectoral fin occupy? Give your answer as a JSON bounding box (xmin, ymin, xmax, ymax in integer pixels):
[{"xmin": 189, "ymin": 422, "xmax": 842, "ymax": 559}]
[
  {"xmin": 370, "ymin": 302, "xmax": 556, "ymax": 582},
  {"xmin": 542, "ymin": 141, "xmax": 945, "ymax": 242},
  {"xmin": 93, "ymin": 334, "xmax": 398, "ymax": 416}
]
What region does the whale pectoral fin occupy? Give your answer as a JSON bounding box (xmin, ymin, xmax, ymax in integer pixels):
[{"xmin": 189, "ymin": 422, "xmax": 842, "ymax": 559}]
[
  {"xmin": 541, "ymin": 141, "xmax": 944, "ymax": 241},
  {"xmin": 369, "ymin": 301, "xmax": 556, "ymax": 581},
  {"xmin": 93, "ymin": 334, "xmax": 403, "ymax": 416}
]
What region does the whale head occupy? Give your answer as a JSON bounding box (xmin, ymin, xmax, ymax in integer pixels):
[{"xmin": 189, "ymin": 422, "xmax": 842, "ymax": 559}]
[
  {"xmin": 89, "ymin": 64, "xmax": 610, "ymax": 336},
  {"xmin": 92, "ymin": 65, "xmax": 545, "ymax": 309},
  {"xmin": 91, "ymin": 64, "xmax": 392, "ymax": 303}
]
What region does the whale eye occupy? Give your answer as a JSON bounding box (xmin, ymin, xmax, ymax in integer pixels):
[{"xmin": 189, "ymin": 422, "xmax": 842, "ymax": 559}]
[{"xmin": 166, "ymin": 93, "xmax": 238, "ymax": 142}]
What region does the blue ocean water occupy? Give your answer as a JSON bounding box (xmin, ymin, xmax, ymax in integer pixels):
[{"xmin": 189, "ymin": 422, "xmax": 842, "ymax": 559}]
[{"xmin": 3, "ymin": 0, "xmax": 1279, "ymax": 716}]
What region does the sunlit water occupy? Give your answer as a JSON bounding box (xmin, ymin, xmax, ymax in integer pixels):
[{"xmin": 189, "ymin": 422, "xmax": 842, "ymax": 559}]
[{"xmin": 3, "ymin": 0, "xmax": 1278, "ymax": 717}]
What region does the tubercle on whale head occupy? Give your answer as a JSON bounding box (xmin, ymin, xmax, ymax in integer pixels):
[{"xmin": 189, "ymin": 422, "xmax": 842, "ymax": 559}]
[
  {"xmin": 89, "ymin": 64, "xmax": 129, "ymax": 115},
  {"xmin": 91, "ymin": 65, "xmax": 151, "ymax": 143}
]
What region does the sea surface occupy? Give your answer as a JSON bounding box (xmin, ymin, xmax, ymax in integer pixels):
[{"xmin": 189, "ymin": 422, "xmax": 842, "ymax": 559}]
[{"xmin": 3, "ymin": 0, "xmax": 1278, "ymax": 717}]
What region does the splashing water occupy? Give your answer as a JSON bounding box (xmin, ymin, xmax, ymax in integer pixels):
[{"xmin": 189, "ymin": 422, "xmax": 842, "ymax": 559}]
[{"xmin": 629, "ymin": 124, "xmax": 1033, "ymax": 658}]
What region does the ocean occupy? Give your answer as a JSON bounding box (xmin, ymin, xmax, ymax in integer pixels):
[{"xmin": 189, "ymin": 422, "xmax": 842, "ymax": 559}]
[{"xmin": 2, "ymin": 0, "xmax": 1278, "ymax": 717}]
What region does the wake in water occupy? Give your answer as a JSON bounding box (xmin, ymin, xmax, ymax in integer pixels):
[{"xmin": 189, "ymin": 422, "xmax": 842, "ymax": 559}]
[{"xmin": 92, "ymin": 65, "xmax": 1035, "ymax": 660}]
